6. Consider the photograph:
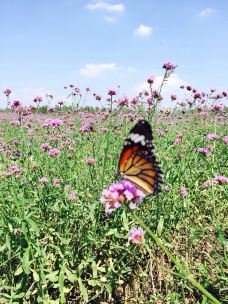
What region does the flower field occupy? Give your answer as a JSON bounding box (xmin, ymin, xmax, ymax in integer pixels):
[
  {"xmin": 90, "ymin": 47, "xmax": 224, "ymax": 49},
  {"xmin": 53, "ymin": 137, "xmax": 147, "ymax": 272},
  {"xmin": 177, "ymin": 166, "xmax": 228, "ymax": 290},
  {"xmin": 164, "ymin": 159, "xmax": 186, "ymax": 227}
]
[{"xmin": 0, "ymin": 66, "xmax": 227, "ymax": 303}]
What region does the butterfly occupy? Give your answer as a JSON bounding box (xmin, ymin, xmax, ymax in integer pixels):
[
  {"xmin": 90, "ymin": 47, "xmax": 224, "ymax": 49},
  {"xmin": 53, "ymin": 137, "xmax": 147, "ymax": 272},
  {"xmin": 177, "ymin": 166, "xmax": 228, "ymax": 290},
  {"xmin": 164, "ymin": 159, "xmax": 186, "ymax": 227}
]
[{"xmin": 118, "ymin": 119, "xmax": 163, "ymax": 195}]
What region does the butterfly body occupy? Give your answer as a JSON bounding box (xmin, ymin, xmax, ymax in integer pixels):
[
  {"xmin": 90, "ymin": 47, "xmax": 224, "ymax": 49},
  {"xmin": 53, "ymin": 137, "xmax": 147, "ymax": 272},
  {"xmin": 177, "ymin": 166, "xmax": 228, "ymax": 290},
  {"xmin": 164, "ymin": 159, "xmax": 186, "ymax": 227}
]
[{"xmin": 118, "ymin": 120, "xmax": 163, "ymax": 195}]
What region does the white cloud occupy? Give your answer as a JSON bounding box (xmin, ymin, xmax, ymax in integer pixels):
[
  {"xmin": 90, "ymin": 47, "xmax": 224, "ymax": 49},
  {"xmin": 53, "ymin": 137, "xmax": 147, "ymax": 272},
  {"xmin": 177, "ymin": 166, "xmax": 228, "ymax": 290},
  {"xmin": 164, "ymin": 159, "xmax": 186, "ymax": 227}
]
[
  {"xmin": 86, "ymin": 2, "xmax": 124, "ymax": 13},
  {"xmin": 104, "ymin": 15, "xmax": 116, "ymax": 23},
  {"xmin": 134, "ymin": 24, "xmax": 153, "ymax": 38},
  {"xmin": 80, "ymin": 63, "xmax": 117, "ymax": 77},
  {"xmin": 134, "ymin": 73, "xmax": 186, "ymax": 96},
  {"xmin": 198, "ymin": 8, "xmax": 216, "ymax": 17}
]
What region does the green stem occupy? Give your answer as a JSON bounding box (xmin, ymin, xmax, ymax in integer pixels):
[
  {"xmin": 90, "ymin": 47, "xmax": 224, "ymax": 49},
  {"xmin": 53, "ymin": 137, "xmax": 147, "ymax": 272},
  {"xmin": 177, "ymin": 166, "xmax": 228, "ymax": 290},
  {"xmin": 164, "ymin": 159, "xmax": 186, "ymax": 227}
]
[{"xmin": 132, "ymin": 213, "xmax": 221, "ymax": 304}]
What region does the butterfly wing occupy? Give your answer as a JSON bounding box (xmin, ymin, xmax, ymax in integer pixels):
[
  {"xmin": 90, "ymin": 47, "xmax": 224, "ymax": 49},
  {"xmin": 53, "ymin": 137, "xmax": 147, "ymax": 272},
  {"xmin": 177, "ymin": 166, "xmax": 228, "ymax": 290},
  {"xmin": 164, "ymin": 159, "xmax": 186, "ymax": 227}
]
[{"xmin": 118, "ymin": 120, "xmax": 162, "ymax": 195}]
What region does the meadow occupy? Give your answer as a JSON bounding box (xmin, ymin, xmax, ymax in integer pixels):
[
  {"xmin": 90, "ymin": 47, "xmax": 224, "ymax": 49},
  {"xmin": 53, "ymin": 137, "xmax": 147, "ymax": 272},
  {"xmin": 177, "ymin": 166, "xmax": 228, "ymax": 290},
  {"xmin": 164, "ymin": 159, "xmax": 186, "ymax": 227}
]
[{"xmin": 0, "ymin": 65, "xmax": 227, "ymax": 303}]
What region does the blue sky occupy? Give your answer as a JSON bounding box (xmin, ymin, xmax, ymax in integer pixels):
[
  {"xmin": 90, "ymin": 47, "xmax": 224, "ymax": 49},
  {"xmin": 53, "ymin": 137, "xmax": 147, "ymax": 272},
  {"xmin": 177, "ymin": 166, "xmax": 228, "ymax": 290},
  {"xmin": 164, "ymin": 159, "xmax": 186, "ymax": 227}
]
[{"xmin": 0, "ymin": 0, "xmax": 228, "ymax": 107}]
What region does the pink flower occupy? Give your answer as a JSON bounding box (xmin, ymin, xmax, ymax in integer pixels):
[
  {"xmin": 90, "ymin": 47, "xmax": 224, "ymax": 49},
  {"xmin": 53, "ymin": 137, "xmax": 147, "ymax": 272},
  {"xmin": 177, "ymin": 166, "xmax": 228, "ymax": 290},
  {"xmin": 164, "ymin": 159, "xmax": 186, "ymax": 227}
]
[
  {"xmin": 3, "ymin": 88, "xmax": 12, "ymax": 96},
  {"xmin": 40, "ymin": 143, "xmax": 49, "ymax": 152},
  {"xmin": 174, "ymin": 133, "xmax": 184, "ymax": 145},
  {"xmin": 171, "ymin": 94, "xmax": 177, "ymax": 101},
  {"xmin": 212, "ymin": 104, "xmax": 224, "ymax": 112},
  {"xmin": 210, "ymin": 88, "xmax": 216, "ymax": 93},
  {"xmin": 100, "ymin": 180, "xmax": 145, "ymax": 214},
  {"xmin": 186, "ymin": 85, "xmax": 192, "ymax": 91},
  {"xmin": 101, "ymin": 127, "xmax": 108, "ymax": 133},
  {"xmin": 117, "ymin": 96, "xmax": 129, "ymax": 107},
  {"xmin": 223, "ymin": 136, "xmax": 228, "ymax": 144},
  {"xmin": 69, "ymin": 191, "xmax": 78, "ymax": 201},
  {"xmin": 53, "ymin": 178, "xmax": 62, "ymax": 187},
  {"xmin": 206, "ymin": 134, "xmax": 219, "ymax": 141},
  {"xmin": 48, "ymin": 148, "xmax": 60, "ymax": 157},
  {"xmin": 11, "ymin": 100, "xmax": 23, "ymax": 109},
  {"xmin": 147, "ymin": 76, "xmax": 155, "ymax": 84},
  {"xmin": 162, "ymin": 61, "xmax": 176, "ymax": 70},
  {"xmin": 79, "ymin": 124, "xmax": 91, "ymax": 133},
  {"xmin": 58, "ymin": 100, "xmax": 65, "ymax": 106},
  {"xmin": 108, "ymin": 88, "xmax": 117, "ymax": 96},
  {"xmin": 179, "ymin": 186, "xmax": 187, "ymax": 198},
  {"xmin": 129, "ymin": 227, "xmax": 144, "ymax": 244},
  {"xmin": 4, "ymin": 165, "xmax": 23, "ymax": 177},
  {"xmin": 43, "ymin": 118, "xmax": 64, "ymax": 128},
  {"xmin": 202, "ymin": 180, "xmax": 215, "ymax": 188},
  {"xmin": 39, "ymin": 177, "xmax": 49, "ymax": 184},
  {"xmin": 222, "ymin": 91, "xmax": 227, "ymax": 97},
  {"xmin": 33, "ymin": 96, "xmax": 43, "ymax": 103},
  {"xmin": 214, "ymin": 176, "xmax": 228, "ymax": 184},
  {"xmin": 85, "ymin": 157, "xmax": 96, "ymax": 165},
  {"xmin": 197, "ymin": 147, "xmax": 209, "ymax": 157}
]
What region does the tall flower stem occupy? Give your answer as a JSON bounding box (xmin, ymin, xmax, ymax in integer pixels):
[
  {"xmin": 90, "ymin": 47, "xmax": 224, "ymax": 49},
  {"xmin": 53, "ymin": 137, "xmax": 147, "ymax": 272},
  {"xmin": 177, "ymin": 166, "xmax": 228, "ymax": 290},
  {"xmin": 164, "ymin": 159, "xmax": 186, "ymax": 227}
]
[{"xmin": 132, "ymin": 213, "xmax": 221, "ymax": 304}]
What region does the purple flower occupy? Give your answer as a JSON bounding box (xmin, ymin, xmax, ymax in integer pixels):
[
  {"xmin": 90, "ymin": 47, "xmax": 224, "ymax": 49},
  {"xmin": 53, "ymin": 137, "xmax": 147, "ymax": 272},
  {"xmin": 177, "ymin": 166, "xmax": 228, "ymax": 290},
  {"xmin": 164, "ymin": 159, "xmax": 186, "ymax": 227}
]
[
  {"xmin": 171, "ymin": 94, "xmax": 177, "ymax": 101},
  {"xmin": 202, "ymin": 180, "xmax": 214, "ymax": 188},
  {"xmin": 206, "ymin": 134, "xmax": 219, "ymax": 141},
  {"xmin": 129, "ymin": 227, "xmax": 144, "ymax": 244},
  {"xmin": 69, "ymin": 191, "xmax": 78, "ymax": 201},
  {"xmin": 117, "ymin": 96, "xmax": 129, "ymax": 108},
  {"xmin": 100, "ymin": 180, "xmax": 145, "ymax": 214},
  {"xmin": 179, "ymin": 186, "xmax": 187, "ymax": 198},
  {"xmin": 11, "ymin": 100, "xmax": 23, "ymax": 109},
  {"xmin": 212, "ymin": 104, "xmax": 224, "ymax": 112},
  {"xmin": 174, "ymin": 133, "xmax": 184, "ymax": 145},
  {"xmin": 48, "ymin": 148, "xmax": 60, "ymax": 157},
  {"xmin": 214, "ymin": 176, "xmax": 228, "ymax": 184},
  {"xmin": 79, "ymin": 123, "xmax": 91, "ymax": 133}
]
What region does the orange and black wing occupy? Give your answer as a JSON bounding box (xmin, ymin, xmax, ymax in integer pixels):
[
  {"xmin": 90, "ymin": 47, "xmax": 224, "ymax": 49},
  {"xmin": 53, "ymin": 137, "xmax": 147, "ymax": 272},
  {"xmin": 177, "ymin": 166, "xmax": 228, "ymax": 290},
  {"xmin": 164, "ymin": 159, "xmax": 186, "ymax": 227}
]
[{"xmin": 118, "ymin": 120, "xmax": 162, "ymax": 195}]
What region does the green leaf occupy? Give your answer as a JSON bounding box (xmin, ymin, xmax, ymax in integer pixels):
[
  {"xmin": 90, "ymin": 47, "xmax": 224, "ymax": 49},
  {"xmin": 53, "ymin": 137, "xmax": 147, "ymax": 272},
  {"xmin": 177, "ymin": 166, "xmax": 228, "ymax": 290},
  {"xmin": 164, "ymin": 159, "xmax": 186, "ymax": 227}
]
[
  {"xmin": 46, "ymin": 270, "xmax": 59, "ymax": 283},
  {"xmin": 78, "ymin": 278, "xmax": 88, "ymax": 302},
  {"xmin": 32, "ymin": 269, "xmax": 40, "ymax": 282},
  {"xmin": 22, "ymin": 247, "xmax": 30, "ymax": 275},
  {"xmin": 157, "ymin": 216, "xmax": 164, "ymax": 237},
  {"xmin": 14, "ymin": 266, "xmax": 23, "ymax": 276}
]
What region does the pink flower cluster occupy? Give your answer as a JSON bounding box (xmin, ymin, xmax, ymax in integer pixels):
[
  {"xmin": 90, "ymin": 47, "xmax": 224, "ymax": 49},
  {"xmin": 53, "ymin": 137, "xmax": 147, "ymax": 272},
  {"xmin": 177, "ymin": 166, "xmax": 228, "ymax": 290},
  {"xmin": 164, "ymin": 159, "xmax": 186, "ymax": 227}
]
[
  {"xmin": 100, "ymin": 180, "xmax": 145, "ymax": 214},
  {"xmin": 4, "ymin": 165, "xmax": 23, "ymax": 178},
  {"xmin": 3, "ymin": 88, "xmax": 12, "ymax": 96},
  {"xmin": 174, "ymin": 133, "xmax": 184, "ymax": 145},
  {"xmin": 43, "ymin": 118, "xmax": 64, "ymax": 128},
  {"xmin": 162, "ymin": 61, "xmax": 176, "ymax": 70},
  {"xmin": 202, "ymin": 175, "xmax": 228, "ymax": 188},
  {"xmin": 129, "ymin": 227, "xmax": 144, "ymax": 244}
]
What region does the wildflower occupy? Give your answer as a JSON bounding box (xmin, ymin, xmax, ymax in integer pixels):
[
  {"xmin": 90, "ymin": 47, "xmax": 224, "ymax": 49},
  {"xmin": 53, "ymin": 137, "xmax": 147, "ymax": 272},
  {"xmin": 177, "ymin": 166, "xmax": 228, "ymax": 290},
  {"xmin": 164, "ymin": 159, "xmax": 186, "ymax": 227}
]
[
  {"xmin": 85, "ymin": 87, "xmax": 90, "ymax": 92},
  {"xmin": 214, "ymin": 176, "xmax": 228, "ymax": 184},
  {"xmin": 101, "ymin": 127, "xmax": 108, "ymax": 133},
  {"xmin": 79, "ymin": 123, "xmax": 91, "ymax": 133},
  {"xmin": 186, "ymin": 85, "xmax": 192, "ymax": 91},
  {"xmin": 4, "ymin": 165, "xmax": 23, "ymax": 178},
  {"xmin": 147, "ymin": 76, "xmax": 155, "ymax": 84},
  {"xmin": 58, "ymin": 100, "xmax": 65, "ymax": 106},
  {"xmin": 3, "ymin": 88, "xmax": 12, "ymax": 96},
  {"xmin": 95, "ymin": 94, "xmax": 102, "ymax": 101},
  {"xmin": 197, "ymin": 147, "xmax": 209, "ymax": 157},
  {"xmin": 85, "ymin": 157, "xmax": 96, "ymax": 165},
  {"xmin": 210, "ymin": 88, "xmax": 216, "ymax": 93},
  {"xmin": 179, "ymin": 186, "xmax": 187, "ymax": 197},
  {"xmin": 39, "ymin": 177, "xmax": 49, "ymax": 184},
  {"xmin": 162, "ymin": 61, "xmax": 176, "ymax": 70},
  {"xmin": 33, "ymin": 96, "xmax": 43, "ymax": 103},
  {"xmin": 48, "ymin": 148, "xmax": 60, "ymax": 157},
  {"xmin": 108, "ymin": 88, "xmax": 117, "ymax": 96},
  {"xmin": 212, "ymin": 104, "xmax": 224, "ymax": 112},
  {"xmin": 29, "ymin": 104, "xmax": 37, "ymax": 110},
  {"xmin": 53, "ymin": 178, "xmax": 62, "ymax": 187},
  {"xmin": 206, "ymin": 134, "xmax": 219, "ymax": 141},
  {"xmin": 223, "ymin": 136, "xmax": 228, "ymax": 144},
  {"xmin": 202, "ymin": 180, "xmax": 214, "ymax": 188},
  {"xmin": 180, "ymin": 85, "xmax": 185, "ymax": 89},
  {"xmin": 129, "ymin": 227, "xmax": 145, "ymax": 244},
  {"xmin": 100, "ymin": 180, "xmax": 145, "ymax": 214},
  {"xmin": 69, "ymin": 191, "xmax": 78, "ymax": 201},
  {"xmin": 222, "ymin": 91, "xmax": 227, "ymax": 97},
  {"xmin": 174, "ymin": 133, "xmax": 184, "ymax": 145},
  {"xmin": 43, "ymin": 118, "xmax": 64, "ymax": 128},
  {"xmin": 40, "ymin": 143, "xmax": 49, "ymax": 152},
  {"xmin": 171, "ymin": 94, "xmax": 177, "ymax": 101},
  {"xmin": 11, "ymin": 100, "xmax": 23, "ymax": 109},
  {"xmin": 117, "ymin": 96, "xmax": 129, "ymax": 107}
]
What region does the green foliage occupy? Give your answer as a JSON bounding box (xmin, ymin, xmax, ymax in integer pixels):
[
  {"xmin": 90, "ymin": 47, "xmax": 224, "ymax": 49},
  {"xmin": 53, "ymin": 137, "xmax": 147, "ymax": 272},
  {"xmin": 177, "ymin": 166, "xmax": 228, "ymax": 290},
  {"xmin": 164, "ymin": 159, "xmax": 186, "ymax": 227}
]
[{"xmin": 0, "ymin": 110, "xmax": 227, "ymax": 303}]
